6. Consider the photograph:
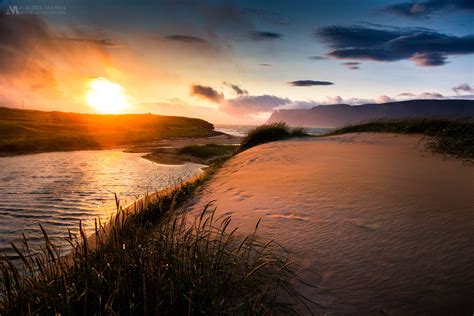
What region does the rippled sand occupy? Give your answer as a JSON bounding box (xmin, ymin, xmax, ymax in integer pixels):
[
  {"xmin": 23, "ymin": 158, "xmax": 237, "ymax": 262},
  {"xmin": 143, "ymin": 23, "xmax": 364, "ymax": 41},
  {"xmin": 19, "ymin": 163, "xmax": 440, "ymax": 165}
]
[{"xmin": 190, "ymin": 133, "xmax": 474, "ymax": 314}]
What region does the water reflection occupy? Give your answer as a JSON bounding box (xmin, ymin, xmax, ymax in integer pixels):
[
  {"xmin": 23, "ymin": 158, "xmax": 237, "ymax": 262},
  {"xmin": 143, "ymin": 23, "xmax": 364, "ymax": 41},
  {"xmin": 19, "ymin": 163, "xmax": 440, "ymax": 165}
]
[{"xmin": 0, "ymin": 150, "xmax": 205, "ymax": 258}]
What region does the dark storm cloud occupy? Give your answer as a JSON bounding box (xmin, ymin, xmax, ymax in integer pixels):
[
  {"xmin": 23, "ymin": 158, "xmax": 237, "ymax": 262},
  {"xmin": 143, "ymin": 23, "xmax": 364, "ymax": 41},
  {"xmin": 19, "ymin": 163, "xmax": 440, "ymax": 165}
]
[
  {"xmin": 0, "ymin": 13, "xmax": 50, "ymax": 73},
  {"xmin": 223, "ymin": 82, "xmax": 248, "ymax": 96},
  {"xmin": 342, "ymin": 61, "xmax": 361, "ymax": 69},
  {"xmin": 190, "ymin": 84, "xmax": 224, "ymax": 102},
  {"xmin": 453, "ymin": 83, "xmax": 474, "ymax": 94},
  {"xmin": 0, "ymin": 12, "xmax": 119, "ymax": 74},
  {"xmin": 315, "ymin": 25, "xmax": 474, "ymax": 66},
  {"xmin": 164, "ymin": 35, "xmax": 207, "ymax": 44},
  {"xmin": 249, "ymin": 31, "xmax": 283, "ymax": 41},
  {"xmin": 288, "ymin": 80, "xmax": 334, "ymax": 87},
  {"xmin": 384, "ymin": 0, "xmax": 474, "ymax": 18}
]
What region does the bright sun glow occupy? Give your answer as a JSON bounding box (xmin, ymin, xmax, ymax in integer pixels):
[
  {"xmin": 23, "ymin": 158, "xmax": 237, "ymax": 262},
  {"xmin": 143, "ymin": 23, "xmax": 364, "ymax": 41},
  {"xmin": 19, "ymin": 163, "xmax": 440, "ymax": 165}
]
[{"xmin": 86, "ymin": 78, "xmax": 129, "ymax": 114}]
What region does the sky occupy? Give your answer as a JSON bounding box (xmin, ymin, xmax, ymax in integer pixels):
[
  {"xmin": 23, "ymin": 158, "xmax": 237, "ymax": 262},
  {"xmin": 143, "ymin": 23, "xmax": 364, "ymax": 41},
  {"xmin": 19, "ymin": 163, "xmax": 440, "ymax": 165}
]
[{"xmin": 0, "ymin": 0, "xmax": 473, "ymax": 124}]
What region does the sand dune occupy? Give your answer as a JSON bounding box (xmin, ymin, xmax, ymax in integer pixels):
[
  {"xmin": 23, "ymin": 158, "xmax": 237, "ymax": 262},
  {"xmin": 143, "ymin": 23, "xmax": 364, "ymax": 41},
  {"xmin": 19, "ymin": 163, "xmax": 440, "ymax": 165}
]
[{"xmin": 190, "ymin": 133, "xmax": 474, "ymax": 314}]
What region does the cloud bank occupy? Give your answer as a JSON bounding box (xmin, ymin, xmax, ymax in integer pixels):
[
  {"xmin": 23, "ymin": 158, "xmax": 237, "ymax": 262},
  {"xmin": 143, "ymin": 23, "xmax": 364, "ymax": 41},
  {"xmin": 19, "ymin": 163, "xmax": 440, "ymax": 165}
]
[
  {"xmin": 316, "ymin": 25, "xmax": 474, "ymax": 66},
  {"xmin": 190, "ymin": 83, "xmax": 289, "ymax": 116}
]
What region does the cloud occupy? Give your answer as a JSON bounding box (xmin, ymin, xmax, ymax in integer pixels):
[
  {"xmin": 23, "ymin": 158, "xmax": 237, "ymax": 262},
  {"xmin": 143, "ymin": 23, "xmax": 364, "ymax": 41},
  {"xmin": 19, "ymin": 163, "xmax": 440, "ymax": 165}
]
[
  {"xmin": 0, "ymin": 13, "xmax": 50, "ymax": 73},
  {"xmin": 383, "ymin": 0, "xmax": 474, "ymax": 18},
  {"xmin": 223, "ymin": 82, "xmax": 248, "ymax": 96},
  {"xmin": 259, "ymin": 63, "xmax": 272, "ymax": 66},
  {"xmin": 249, "ymin": 31, "xmax": 283, "ymax": 41},
  {"xmin": 164, "ymin": 35, "xmax": 207, "ymax": 44},
  {"xmin": 190, "ymin": 83, "xmax": 289, "ymax": 116},
  {"xmin": 223, "ymin": 94, "xmax": 290, "ymax": 115},
  {"xmin": 409, "ymin": 52, "xmax": 447, "ymax": 66},
  {"xmin": 288, "ymin": 80, "xmax": 334, "ymax": 87},
  {"xmin": 190, "ymin": 84, "xmax": 224, "ymax": 103},
  {"xmin": 342, "ymin": 61, "xmax": 361, "ymax": 69},
  {"xmin": 315, "ymin": 25, "xmax": 474, "ymax": 66},
  {"xmin": 452, "ymin": 83, "xmax": 474, "ymax": 94},
  {"xmin": 397, "ymin": 91, "xmax": 457, "ymax": 99},
  {"xmin": 308, "ymin": 56, "xmax": 328, "ymax": 60},
  {"xmin": 377, "ymin": 95, "xmax": 396, "ymax": 103},
  {"xmin": 397, "ymin": 92, "xmax": 416, "ymax": 97},
  {"xmin": 53, "ymin": 37, "xmax": 117, "ymax": 47},
  {"xmin": 326, "ymin": 96, "xmax": 343, "ymax": 104},
  {"xmin": 419, "ymin": 92, "xmax": 445, "ymax": 99}
]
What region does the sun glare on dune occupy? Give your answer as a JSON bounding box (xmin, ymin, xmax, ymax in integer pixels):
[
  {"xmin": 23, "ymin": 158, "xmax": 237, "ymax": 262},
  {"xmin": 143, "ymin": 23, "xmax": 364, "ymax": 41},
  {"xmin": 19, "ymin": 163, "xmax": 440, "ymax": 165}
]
[{"xmin": 86, "ymin": 78, "xmax": 129, "ymax": 114}]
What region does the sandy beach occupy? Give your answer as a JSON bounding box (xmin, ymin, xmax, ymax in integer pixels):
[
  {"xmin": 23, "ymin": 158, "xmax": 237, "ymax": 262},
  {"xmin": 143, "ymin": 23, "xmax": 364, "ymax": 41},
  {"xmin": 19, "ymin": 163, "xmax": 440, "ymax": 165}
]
[{"xmin": 190, "ymin": 133, "xmax": 474, "ymax": 314}]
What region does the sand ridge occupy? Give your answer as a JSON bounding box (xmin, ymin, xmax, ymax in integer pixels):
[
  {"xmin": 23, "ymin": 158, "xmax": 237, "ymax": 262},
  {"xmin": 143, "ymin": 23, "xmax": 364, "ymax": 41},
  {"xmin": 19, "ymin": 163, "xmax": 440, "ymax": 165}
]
[{"xmin": 190, "ymin": 133, "xmax": 474, "ymax": 314}]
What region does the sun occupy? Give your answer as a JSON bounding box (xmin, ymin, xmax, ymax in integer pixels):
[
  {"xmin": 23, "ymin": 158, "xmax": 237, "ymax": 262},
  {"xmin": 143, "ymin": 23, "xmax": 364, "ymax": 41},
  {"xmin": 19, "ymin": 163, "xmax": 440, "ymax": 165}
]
[{"xmin": 86, "ymin": 77, "xmax": 129, "ymax": 114}]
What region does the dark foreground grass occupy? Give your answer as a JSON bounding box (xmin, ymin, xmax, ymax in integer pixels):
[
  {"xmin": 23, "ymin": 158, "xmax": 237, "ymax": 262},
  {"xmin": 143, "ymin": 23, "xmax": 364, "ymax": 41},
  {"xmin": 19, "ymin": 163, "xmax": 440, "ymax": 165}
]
[
  {"xmin": 239, "ymin": 122, "xmax": 308, "ymax": 152},
  {"xmin": 327, "ymin": 118, "xmax": 474, "ymax": 159},
  {"xmin": 0, "ymin": 166, "xmax": 308, "ymax": 315},
  {"xmin": 178, "ymin": 144, "xmax": 237, "ymax": 159}
]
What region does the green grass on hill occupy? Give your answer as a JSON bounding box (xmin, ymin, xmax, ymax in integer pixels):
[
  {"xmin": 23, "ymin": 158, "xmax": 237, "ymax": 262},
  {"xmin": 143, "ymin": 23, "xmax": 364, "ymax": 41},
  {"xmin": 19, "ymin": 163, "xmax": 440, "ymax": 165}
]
[
  {"xmin": 0, "ymin": 107, "xmax": 214, "ymax": 154},
  {"xmin": 0, "ymin": 165, "xmax": 308, "ymax": 315},
  {"xmin": 327, "ymin": 118, "xmax": 474, "ymax": 159},
  {"xmin": 239, "ymin": 122, "xmax": 308, "ymax": 152}
]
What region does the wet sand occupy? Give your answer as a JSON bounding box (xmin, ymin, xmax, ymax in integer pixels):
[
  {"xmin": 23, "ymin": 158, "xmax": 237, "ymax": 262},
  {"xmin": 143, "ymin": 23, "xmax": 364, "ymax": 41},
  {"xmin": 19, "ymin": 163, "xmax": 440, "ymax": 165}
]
[{"xmin": 190, "ymin": 133, "xmax": 474, "ymax": 315}]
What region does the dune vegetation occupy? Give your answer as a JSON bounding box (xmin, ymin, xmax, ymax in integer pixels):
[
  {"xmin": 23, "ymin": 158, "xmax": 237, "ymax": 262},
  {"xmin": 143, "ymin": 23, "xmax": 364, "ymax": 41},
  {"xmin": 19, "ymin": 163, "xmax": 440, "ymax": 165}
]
[
  {"xmin": 327, "ymin": 118, "xmax": 474, "ymax": 159},
  {"xmin": 0, "ymin": 162, "xmax": 308, "ymax": 315},
  {"xmin": 0, "ymin": 107, "xmax": 214, "ymax": 155},
  {"xmin": 239, "ymin": 122, "xmax": 308, "ymax": 152},
  {"xmin": 178, "ymin": 144, "xmax": 237, "ymax": 159}
]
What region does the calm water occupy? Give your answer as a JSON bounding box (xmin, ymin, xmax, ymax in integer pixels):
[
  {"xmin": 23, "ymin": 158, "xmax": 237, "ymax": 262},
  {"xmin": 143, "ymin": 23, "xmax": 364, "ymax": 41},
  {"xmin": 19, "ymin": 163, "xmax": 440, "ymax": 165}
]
[{"xmin": 0, "ymin": 150, "xmax": 205, "ymax": 258}]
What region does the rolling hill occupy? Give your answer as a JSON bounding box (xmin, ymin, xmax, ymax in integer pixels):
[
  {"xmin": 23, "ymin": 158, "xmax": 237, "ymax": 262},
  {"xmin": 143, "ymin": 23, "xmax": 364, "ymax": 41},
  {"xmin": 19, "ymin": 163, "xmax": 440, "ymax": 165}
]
[{"xmin": 0, "ymin": 107, "xmax": 214, "ymax": 154}]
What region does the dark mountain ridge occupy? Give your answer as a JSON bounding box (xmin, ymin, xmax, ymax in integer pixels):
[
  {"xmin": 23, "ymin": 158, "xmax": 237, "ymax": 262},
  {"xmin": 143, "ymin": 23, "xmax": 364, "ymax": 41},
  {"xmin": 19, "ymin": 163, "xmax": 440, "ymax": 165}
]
[{"xmin": 267, "ymin": 99, "xmax": 474, "ymax": 127}]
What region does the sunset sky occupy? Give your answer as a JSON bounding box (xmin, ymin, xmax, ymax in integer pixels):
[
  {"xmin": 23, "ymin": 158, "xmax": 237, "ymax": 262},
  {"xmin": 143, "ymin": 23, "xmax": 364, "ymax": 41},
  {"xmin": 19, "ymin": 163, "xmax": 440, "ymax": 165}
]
[{"xmin": 0, "ymin": 0, "xmax": 473, "ymax": 124}]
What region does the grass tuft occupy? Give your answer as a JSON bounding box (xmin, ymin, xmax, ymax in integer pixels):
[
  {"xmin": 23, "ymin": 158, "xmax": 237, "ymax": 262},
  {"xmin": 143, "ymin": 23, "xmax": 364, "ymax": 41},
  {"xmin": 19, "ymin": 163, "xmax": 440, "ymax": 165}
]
[
  {"xmin": 178, "ymin": 144, "xmax": 237, "ymax": 159},
  {"xmin": 239, "ymin": 122, "xmax": 307, "ymax": 152},
  {"xmin": 326, "ymin": 118, "xmax": 474, "ymax": 159},
  {"xmin": 0, "ymin": 168, "xmax": 307, "ymax": 315}
]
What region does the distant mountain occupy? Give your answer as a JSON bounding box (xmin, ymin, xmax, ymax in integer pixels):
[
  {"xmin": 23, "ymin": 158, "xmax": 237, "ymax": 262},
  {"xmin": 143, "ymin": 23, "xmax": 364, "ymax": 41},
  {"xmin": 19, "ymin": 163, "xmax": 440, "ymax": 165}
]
[{"xmin": 267, "ymin": 99, "xmax": 474, "ymax": 128}]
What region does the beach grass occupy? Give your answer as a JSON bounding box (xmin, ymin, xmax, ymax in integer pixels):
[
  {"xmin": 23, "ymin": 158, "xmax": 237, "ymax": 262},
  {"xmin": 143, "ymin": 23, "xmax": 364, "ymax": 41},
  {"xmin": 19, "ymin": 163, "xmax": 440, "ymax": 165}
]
[
  {"xmin": 327, "ymin": 118, "xmax": 474, "ymax": 159},
  {"xmin": 0, "ymin": 165, "xmax": 307, "ymax": 315},
  {"xmin": 178, "ymin": 144, "xmax": 237, "ymax": 159},
  {"xmin": 239, "ymin": 122, "xmax": 308, "ymax": 152}
]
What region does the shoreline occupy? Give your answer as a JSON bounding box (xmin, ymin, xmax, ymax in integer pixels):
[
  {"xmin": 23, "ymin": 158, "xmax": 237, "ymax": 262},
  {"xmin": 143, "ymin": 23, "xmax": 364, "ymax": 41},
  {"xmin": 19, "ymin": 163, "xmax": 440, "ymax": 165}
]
[{"xmin": 0, "ymin": 132, "xmax": 241, "ymax": 162}]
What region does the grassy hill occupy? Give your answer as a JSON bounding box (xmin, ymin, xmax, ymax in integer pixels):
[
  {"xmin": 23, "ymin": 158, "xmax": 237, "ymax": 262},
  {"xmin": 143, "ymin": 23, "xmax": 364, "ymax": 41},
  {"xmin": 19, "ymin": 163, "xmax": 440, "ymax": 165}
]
[{"xmin": 0, "ymin": 107, "xmax": 214, "ymax": 154}]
